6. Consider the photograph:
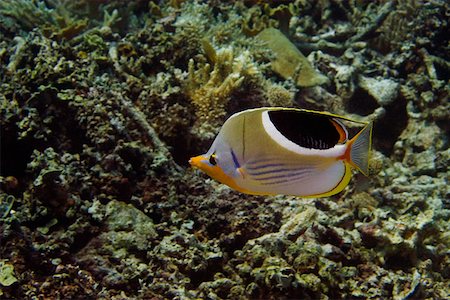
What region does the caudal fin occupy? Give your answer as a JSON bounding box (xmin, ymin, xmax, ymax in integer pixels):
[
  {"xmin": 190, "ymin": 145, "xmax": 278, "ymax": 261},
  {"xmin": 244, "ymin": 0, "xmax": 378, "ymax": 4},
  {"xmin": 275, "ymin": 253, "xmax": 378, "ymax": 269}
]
[{"xmin": 349, "ymin": 122, "xmax": 373, "ymax": 176}]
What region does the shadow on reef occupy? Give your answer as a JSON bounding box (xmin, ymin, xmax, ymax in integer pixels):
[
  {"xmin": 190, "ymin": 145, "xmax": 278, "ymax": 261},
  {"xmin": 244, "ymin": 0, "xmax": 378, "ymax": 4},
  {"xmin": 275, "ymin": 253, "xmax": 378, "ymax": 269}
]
[
  {"xmin": 1, "ymin": 92, "xmax": 90, "ymax": 184},
  {"xmin": 371, "ymin": 94, "xmax": 408, "ymax": 156},
  {"xmin": 0, "ymin": 125, "xmax": 33, "ymax": 179},
  {"xmin": 346, "ymin": 86, "xmax": 380, "ymax": 116}
]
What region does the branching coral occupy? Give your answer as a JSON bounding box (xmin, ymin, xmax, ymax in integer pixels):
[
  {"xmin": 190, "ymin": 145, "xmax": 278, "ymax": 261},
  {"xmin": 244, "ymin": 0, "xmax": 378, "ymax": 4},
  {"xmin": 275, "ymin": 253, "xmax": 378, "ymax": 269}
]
[
  {"xmin": 184, "ymin": 42, "xmax": 259, "ymax": 140},
  {"xmin": 0, "ymin": 0, "xmax": 57, "ymax": 31},
  {"xmin": 241, "ymin": 5, "xmax": 276, "ymax": 37},
  {"xmin": 372, "ymin": 0, "xmax": 422, "ymax": 52},
  {"xmin": 0, "ymin": 0, "xmax": 88, "ymax": 39},
  {"xmin": 291, "ymin": 1, "xmax": 396, "ymax": 55}
]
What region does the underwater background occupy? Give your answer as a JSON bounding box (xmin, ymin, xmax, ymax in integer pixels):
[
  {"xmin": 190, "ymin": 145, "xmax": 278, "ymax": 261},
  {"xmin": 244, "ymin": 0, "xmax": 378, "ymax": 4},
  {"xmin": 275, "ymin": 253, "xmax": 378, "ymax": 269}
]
[{"xmin": 0, "ymin": 0, "xmax": 448, "ymax": 299}]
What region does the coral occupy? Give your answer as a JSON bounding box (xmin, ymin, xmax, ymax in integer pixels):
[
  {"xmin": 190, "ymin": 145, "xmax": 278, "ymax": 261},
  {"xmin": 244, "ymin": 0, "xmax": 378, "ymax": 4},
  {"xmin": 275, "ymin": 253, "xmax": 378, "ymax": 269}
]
[
  {"xmin": 358, "ymin": 76, "xmax": 400, "ymax": 106},
  {"xmin": 0, "ymin": 194, "xmax": 15, "ymax": 220},
  {"xmin": 0, "ymin": 0, "xmax": 449, "ymax": 299},
  {"xmin": 0, "ymin": 0, "xmax": 89, "ymax": 39},
  {"xmin": 85, "ymin": 201, "xmax": 154, "ymax": 257},
  {"xmin": 0, "ymin": 0, "xmax": 60, "ymax": 31},
  {"xmin": 241, "ymin": 5, "xmax": 274, "ymax": 37},
  {"xmin": 0, "ymin": 260, "xmax": 17, "ymax": 287},
  {"xmin": 290, "ymin": 1, "xmax": 396, "ymax": 57},
  {"xmin": 264, "ymin": 81, "xmax": 296, "ymax": 107},
  {"xmin": 331, "ymin": 63, "xmax": 358, "ymax": 101},
  {"xmin": 257, "ymin": 28, "xmax": 328, "ymax": 87},
  {"xmin": 184, "ymin": 43, "xmax": 259, "ymax": 139}
]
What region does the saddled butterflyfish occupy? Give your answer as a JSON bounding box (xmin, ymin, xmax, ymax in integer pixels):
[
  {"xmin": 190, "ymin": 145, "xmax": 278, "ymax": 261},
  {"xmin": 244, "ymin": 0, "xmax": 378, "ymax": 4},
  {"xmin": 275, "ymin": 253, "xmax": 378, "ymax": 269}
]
[{"xmin": 189, "ymin": 107, "xmax": 373, "ymax": 197}]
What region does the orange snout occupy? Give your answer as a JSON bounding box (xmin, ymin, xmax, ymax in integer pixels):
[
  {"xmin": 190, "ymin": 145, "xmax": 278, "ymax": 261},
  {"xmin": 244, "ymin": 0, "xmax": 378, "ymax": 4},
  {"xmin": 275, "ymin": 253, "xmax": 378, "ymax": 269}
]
[
  {"xmin": 189, "ymin": 154, "xmax": 223, "ymax": 182},
  {"xmin": 189, "ymin": 155, "xmax": 205, "ymax": 169},
  {"xmin": 188, "ymin": 154, "xmax": 254, "ymax": 195}
]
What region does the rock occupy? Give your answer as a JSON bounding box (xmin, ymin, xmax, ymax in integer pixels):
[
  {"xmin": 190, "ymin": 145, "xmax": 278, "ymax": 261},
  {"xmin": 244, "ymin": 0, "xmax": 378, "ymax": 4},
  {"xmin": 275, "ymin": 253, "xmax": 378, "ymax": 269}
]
[{"xmin": 359, "ymin": 76, "xmax": 399, "ymax": 106}]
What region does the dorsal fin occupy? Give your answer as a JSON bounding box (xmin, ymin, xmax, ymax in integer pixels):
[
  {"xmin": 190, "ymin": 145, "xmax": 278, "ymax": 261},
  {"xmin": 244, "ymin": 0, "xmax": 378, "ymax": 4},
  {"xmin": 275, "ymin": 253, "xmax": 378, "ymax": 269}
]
[{"xmin": 266, "ymin": 110, "xmax": 342, "ymax": 149}]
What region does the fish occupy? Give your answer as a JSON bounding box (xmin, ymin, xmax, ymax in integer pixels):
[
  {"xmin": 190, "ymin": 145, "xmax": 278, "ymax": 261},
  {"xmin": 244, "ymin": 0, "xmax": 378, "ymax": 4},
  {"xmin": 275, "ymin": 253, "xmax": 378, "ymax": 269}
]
[{"xmin": 189, "ymin": 107, "xmax": 373, "ymax": 197}]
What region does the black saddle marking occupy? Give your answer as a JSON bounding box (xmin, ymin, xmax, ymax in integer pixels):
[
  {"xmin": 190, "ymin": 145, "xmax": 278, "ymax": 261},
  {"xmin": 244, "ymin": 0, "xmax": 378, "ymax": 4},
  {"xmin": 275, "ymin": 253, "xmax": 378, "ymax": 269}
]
[{"xmin": 267, "ymin": 110, "xmax": 340, "ymax": 149}]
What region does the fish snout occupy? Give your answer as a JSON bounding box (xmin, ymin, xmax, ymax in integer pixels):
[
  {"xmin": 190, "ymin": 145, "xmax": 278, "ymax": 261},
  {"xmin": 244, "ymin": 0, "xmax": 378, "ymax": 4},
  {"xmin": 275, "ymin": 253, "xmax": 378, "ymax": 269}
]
[{"xmin": 189, "ymin": 155, "xmax": 205, "ymax": 168}]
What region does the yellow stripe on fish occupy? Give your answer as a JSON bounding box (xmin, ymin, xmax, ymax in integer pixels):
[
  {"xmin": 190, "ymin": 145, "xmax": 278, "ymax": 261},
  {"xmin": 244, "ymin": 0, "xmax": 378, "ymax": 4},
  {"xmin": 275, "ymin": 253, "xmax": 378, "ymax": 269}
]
[{"xmin": 189, "ymin": 107, "xmax": 373, "ymax": 197}]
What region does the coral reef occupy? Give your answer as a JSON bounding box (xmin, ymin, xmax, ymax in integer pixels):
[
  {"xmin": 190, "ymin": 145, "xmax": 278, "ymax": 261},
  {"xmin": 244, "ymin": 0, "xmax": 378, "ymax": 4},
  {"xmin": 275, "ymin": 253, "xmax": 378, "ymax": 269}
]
[
  {"xmin": 0, "ymin": 0, "xmax": 449, "ymax": 299},
  {"xmin": 0, "ymin": 0, "xmax": 90, "ymax": 40},
  {"xmin": 0, "ymin": 260, "xmax": 18, "ymax": 288},
  {"xmin": 185, "ymin": 43, "xmax": 259, "ymax": 140}
]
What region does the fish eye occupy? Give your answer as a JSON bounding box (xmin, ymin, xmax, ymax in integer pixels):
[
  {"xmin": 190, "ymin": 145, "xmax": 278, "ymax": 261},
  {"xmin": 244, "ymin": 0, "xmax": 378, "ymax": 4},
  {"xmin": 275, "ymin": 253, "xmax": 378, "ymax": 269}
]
[{"xmin": 209, "ymin": 154, "xmax": 217, "ymax": 166}]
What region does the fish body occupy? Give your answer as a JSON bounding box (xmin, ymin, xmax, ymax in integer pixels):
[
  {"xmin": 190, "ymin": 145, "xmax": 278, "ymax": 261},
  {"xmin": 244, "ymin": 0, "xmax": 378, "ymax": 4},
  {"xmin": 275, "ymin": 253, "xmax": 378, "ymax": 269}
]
[{"xmin": 189, "ymin": 107, "xmax": 372, "ymax": 197}]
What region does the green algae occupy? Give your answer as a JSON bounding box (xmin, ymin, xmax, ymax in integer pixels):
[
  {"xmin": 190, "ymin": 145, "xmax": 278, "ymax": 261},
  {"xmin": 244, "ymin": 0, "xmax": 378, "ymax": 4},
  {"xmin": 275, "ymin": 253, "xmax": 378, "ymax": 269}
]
[
  {"xmin": 0, "ymin": 261, "xmax": 17, "ymax": 287},
  {"xmin": 257, "ymin": 28, "xmax": 328, "ymax": 87}
]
